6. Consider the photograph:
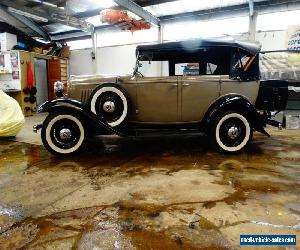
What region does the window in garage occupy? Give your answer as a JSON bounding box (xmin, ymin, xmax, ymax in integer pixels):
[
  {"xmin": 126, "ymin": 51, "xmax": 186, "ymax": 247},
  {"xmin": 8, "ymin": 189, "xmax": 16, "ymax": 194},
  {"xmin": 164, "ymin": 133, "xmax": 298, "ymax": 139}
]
[{"xmin": 163, "ymin": 16, "xmax": 249, "ymax": 41}]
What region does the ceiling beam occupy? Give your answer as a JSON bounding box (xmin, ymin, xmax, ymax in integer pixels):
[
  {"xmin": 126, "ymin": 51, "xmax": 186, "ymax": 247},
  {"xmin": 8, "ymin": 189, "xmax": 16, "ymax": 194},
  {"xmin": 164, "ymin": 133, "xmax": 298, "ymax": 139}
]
[
  {"xmin": 113, "ymin": 0, "xmax": 160, "ymax": 26},
  {"xmin": 136, "ymin": 0, "xmax": 178, "ymax": 7},
  {"xmin": 50, "ymin": 30, "xmax": 87, "ymax": 41},
  {"xmin": 0, "ymin": 5, "xmax": 37, "ymax": 36},
  {"xmin": 249, "ymin": 0, "xmax": 254, "ymax": 16},
  {"xmin": 50, "ymin": 24, "xmax": 116, "ymax": 41},
  {"xmin": 0, "ymin": 0, "xmax": 94, "ymax": 33},
  {"xmin": 25, "ymin": 0, "xmax": 66, "ymax": 8},
  {"xmin": 9, "ymin": 11, "xmax": 50, "ymax": 40},
  {"xmin": 74, "ymin": 9, "xmax": 103, "ymax": 18}
]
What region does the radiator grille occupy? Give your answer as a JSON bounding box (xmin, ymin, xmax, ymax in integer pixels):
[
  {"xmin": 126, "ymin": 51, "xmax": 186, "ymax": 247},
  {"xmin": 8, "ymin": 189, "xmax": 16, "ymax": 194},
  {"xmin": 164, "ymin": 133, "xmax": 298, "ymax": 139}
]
[{"xmin": 80, "ymin": 89, "xmax": 93, "ymax": 103}]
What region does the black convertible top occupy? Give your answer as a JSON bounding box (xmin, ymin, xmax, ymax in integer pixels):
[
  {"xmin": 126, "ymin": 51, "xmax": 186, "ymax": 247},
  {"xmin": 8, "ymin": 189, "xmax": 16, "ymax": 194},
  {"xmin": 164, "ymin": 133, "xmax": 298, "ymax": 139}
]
[{"xmin": 136, "ymin": 37, "xmax": 261, "ymax": 57}]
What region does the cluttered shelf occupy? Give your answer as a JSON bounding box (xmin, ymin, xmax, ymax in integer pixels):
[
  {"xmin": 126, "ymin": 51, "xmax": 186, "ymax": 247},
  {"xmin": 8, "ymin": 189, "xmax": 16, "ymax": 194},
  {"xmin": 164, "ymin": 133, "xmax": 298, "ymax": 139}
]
[{"xmin": 32, "ymin": 44, "xmax": 70, "ymax": 59}]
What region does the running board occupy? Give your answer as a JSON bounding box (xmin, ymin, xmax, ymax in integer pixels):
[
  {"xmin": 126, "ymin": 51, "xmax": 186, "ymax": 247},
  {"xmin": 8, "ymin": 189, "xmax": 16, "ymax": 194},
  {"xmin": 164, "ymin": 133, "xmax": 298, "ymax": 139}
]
[{"xmin": 133, "ymin": 129, "xmax": 205, "ymax": 137}]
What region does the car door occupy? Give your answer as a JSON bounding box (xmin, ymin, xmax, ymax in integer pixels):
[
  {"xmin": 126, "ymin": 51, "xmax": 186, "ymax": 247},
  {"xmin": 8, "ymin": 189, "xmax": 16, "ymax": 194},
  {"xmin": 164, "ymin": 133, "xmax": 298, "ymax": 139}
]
[
  {"xmin": 135, "ymin": 76, "xmax": 179, "ymax": 123},
  {"xmin": 181, "ymin": 75, "xmax": 220, "ymax": 122},
  {"xmin": 220, "ymin": 75, "xmax": 260, "ymax": 104}
]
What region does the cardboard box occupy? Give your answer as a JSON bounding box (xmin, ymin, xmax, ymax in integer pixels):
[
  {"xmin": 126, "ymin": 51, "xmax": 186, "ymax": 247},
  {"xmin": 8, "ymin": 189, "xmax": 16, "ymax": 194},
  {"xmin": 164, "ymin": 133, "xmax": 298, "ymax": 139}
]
[
  {"xmin": 0, "ymin": 33, "xmax": 17, "ymax": 51},
  {"xmin": 59, "ymin": 46, "xmax": 70, "ymax": 58}
]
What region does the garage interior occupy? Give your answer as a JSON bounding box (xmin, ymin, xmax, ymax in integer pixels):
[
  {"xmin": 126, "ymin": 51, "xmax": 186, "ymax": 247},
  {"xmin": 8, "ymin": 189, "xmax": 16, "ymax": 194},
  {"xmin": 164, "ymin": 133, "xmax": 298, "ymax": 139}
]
[{"xmin": 0, "ymin": 0, "xmax": 300, "ymax": 249}]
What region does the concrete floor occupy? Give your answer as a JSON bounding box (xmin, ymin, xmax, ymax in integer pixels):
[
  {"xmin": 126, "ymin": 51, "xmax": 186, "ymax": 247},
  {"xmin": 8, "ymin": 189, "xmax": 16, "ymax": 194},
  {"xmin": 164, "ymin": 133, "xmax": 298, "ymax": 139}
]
[{"xmin": 0, "ymin": 115, "xmax": 299, "ymax": 249}]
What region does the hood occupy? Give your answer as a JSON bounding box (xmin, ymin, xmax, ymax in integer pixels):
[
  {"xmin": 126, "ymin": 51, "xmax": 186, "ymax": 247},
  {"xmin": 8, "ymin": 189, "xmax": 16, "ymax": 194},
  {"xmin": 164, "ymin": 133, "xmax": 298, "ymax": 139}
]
[{"xmin": 69, "ymin": 74, "xmax": 132, "ymax": 85}]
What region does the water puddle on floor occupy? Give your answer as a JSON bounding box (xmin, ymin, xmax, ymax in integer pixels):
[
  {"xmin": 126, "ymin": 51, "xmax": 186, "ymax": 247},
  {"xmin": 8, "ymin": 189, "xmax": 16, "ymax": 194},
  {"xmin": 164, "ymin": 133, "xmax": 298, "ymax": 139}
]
[{"xmin": 0, "ymin": 131, "xmax": 299, "ymax": 249}]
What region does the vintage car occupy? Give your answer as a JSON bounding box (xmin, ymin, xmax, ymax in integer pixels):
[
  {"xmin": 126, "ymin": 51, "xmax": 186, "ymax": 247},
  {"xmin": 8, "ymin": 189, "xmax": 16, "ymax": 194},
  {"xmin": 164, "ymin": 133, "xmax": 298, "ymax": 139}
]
[{"xmin": 35, "ymin": 37, "xmax": 288, "ymax": 155}]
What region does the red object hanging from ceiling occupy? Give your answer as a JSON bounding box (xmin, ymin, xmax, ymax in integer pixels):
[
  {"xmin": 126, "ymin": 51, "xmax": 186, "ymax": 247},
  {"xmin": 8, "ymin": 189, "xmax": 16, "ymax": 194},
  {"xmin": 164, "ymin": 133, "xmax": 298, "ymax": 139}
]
[{"xmin": 100, "ymin": 9, "xmax": 151, "ymax": 31}]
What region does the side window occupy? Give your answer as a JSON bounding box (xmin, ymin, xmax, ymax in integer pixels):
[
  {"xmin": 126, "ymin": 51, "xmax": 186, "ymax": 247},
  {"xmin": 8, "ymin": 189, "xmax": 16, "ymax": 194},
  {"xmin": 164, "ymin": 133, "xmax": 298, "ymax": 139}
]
[
  {"xmin": 206, "ymin": 63, "xmax": 218, "ymax": 75},
  {"xmin": 174, "ymin": 61, "xmax": 229, "ymax": 76},
  {"xmin": 175, "ymin": 63, "xmax": 199, "ymax": 76},
  {"xmin": 139, "ymin": 61, "xmax": 169, "ymax": 77}
]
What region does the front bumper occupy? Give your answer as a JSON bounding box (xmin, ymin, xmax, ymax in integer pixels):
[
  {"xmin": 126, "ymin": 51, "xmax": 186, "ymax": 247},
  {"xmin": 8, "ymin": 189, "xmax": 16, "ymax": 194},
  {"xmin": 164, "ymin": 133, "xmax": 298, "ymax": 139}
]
[{"xmin": 33, "ymin": 123, "xmax": 43, "ymax": 133}]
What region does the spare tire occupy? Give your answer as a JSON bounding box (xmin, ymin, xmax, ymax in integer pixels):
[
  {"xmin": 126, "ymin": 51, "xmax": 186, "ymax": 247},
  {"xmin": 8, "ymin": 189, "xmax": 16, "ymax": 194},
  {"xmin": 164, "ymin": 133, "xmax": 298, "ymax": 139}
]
[
  {"xmin": 23, "ymin": 87, "xmax": 30, "ymax": 94},
  {"xmin": 89, "ymin": 83, "xmax": 130, "ymax": 127},
  {"xmin": 29, "ymin": 95, "xmax": 36, "ymax": 104},
  {"xmin": 29, "ymin": 86, "xmax": 37, "ymax": 95}
]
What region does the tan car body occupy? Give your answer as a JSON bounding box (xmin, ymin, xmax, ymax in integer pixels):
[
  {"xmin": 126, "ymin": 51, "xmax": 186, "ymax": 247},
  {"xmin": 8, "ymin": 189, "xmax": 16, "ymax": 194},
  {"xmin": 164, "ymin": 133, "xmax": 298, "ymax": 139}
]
[
  {"xmin": 68, "ymin": 74, "xmax": 260, "ymax": 124},
  {"xmin": 38, "ymin": 38, "xmax": 289, "ymax": 155}
]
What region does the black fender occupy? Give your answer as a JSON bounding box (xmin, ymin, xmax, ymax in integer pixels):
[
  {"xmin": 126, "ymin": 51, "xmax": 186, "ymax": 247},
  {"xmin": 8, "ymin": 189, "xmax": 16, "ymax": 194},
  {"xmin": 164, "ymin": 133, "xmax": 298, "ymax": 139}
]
[
  {"xmin": 37, "ymin": 99, "xmax": 122, "ymax": 136},
  {"xmin": 202, "ymin": 94, "xmax": 269, "ymax": 136},
  {"xmin": 37, "ymin": 98, "xmax": 85, "ymax": 113}
]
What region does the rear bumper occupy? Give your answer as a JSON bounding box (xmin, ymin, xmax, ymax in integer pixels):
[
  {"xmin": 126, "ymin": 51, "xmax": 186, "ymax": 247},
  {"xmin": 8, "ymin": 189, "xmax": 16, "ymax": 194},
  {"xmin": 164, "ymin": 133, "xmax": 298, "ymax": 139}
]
[{"xmin": 266, "ymin": 119, "xmax": 282, "ymax": 129}]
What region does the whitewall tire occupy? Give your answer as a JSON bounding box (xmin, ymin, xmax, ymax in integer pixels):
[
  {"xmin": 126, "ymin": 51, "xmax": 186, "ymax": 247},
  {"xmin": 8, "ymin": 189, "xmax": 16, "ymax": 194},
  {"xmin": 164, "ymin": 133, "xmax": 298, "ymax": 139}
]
[
  {"xmin": 210, "ymin": 111, "xmax": 252, "ymax": 153},
  {"xmin": 89, "ymin": 83, "xmax": 130, "ymax": 127},
  {"xmin": 41, "ymin": 113, "xmax": 86, "ymax": 156}
]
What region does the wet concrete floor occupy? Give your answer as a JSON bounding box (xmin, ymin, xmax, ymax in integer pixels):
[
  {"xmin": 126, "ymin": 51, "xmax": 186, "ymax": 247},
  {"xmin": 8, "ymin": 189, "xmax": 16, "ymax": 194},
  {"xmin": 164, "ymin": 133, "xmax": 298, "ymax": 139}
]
[{"xmin": 0, "ymin": 129, "xmax": 299, "ymax": 249}]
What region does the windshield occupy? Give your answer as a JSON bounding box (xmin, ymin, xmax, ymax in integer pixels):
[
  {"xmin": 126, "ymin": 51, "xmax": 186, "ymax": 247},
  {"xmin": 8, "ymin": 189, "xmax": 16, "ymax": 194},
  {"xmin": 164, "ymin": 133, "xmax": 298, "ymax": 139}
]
[
  {"xmin": 230, "ymin": 49, "xmax": 259, "ymax": 80},
  {"xmin": 231, "ymin": 50, "xmax": 250, "ymax": 72}
]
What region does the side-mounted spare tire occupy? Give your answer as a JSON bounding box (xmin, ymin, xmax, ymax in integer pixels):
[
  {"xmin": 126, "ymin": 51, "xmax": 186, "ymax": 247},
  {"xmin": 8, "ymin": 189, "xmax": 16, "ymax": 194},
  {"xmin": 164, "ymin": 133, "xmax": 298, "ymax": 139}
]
[{"xmin": 88, "ymin": 83, "xmax": 131, "ymax": 127}]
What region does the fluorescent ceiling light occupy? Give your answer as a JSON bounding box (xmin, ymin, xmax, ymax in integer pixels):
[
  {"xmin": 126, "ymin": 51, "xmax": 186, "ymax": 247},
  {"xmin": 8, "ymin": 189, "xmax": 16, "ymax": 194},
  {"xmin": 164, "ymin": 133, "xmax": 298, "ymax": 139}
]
[
  {"xmin": 34, "ymin": 37, "xmax": 48, "ymax": 43},
  {"xmin": 68, "ymin": 0, "xmax": 116, "ymax": 10},
  {"xmin": 92, "ymin": 0, "xmax": 116, "ymax": 9},
  {"xmin": 86, "ymin": 15, "xmax": 104, "ymax": 26},
  {"xmin": 28, "ymin": 0, "xmax": 58, "ymax": 8},
  {"xmin": 8, "ymin": 7, "xmax": 48, "ymax": 22}
]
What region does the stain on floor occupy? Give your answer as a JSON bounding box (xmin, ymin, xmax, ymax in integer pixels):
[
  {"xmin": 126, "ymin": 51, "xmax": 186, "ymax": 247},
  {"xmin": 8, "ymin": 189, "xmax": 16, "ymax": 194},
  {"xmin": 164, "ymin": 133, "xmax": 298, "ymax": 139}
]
[{"xmin": 0, "ymin": 129, "xmax": 299, "ymax": 249}]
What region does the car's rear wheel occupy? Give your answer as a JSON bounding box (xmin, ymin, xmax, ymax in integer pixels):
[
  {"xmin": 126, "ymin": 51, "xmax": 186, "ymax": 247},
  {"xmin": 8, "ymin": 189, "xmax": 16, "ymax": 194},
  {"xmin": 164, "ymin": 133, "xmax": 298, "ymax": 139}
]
[
  {"xmin": 210, "ymin": 110, "xmax": 252, "ymax": 153},
  {"xmin": 41, "ymin": 113, "xmax": 86, "ymax": 156},
  {"xmin": 89, "ymin": 83, "xmax": 130, "ymax": 127}
]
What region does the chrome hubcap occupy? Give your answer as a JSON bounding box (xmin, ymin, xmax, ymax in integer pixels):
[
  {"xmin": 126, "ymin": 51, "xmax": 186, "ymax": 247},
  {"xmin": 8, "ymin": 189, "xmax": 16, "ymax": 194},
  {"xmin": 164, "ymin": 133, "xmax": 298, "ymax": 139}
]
[
  {"xmin": 228, "ymin": 126, "xmax": 240, "ymax": 139},
  {"xmin": 59, "ymin": 128, "xmax": 72, "ymax": 141},
  {"xmin": 103, "ymin": 101, "xmax": 115, "ymax": 113}
]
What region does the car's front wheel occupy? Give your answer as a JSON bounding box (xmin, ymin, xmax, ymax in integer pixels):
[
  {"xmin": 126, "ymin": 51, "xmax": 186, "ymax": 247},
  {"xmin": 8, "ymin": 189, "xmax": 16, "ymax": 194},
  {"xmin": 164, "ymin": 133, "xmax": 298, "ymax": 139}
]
[
  {"xmin": 210, "ymin": 110, "xmax": 252, "ymax": 153},
  {"xmin": 41, "ymin": 113, "xmax": 86, "ymax": 156}
]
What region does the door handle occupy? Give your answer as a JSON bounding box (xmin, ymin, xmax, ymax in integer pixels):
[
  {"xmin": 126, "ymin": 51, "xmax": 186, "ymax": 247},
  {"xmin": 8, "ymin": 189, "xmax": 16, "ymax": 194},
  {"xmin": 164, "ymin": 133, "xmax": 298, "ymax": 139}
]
[
  {"xmin": 171, "ymin": 83, "xmax": 178, "ymax": 86},
  {"xmin": 182, "ymin": 83, "xmax": 190, "ymax": 86}
]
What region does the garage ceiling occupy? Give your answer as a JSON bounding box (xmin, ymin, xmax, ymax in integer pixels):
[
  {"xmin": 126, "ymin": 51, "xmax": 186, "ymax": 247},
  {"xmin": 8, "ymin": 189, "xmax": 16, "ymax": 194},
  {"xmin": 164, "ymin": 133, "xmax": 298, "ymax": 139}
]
[{"xmin": 0, "ymin": 0, "xmax": 299, "ymax": 42}]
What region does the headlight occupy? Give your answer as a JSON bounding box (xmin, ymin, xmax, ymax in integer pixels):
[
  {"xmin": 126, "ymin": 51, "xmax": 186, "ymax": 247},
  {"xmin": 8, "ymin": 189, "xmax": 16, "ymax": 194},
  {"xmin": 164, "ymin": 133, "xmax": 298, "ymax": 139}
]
[{"xmin": 54, "ymin": 81, "xmax": 64, "ymax": 98}]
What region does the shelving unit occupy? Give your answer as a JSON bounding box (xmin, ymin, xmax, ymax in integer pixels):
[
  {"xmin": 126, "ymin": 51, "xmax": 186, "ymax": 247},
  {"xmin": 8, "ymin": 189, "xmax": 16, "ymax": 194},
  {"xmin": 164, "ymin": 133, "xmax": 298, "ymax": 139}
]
[
  {"xmin": 2, "ymin": 51, "xmax": 36, "ymax": 116},
  {"xmin": 48, "ymin": 57, "xmax": 69, "ymax": 100},
  {"xmin": 1, "ymin": 50, "xmax": 69, "ymax": 116}
]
